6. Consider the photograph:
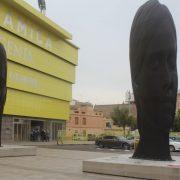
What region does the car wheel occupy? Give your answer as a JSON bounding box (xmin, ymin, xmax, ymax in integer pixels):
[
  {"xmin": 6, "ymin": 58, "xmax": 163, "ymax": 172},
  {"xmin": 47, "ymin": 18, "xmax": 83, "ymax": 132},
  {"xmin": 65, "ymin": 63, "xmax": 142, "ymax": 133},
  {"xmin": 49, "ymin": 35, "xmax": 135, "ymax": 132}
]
[
  {"xmin": 169, "ymin": 145, "xmax": 175, "ymax": 152},
  {"xmin": 122, "ymin": 143, "xmax": 130, "ymax": 150}
]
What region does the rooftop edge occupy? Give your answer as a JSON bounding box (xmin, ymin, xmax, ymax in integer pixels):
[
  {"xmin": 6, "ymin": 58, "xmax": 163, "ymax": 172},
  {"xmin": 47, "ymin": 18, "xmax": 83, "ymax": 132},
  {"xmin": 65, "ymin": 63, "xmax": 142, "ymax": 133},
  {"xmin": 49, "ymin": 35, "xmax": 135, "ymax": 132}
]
[{"xmin": 3, "ymin": 0, "xmax": 73, "ymax": 40}]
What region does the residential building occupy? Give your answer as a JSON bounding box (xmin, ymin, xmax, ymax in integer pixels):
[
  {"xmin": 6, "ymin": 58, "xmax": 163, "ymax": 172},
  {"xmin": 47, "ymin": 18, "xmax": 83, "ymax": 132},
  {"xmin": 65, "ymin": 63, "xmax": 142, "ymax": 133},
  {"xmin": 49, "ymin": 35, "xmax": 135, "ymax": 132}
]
[
  {"xmin": 66, "ymin": 101, "xmax": 107, "ymax": 138},
  {"xmin": 176, "ymin": 91, "xmax": 180, "ymax": 111},
  {"xmin": 94, "ymin": 103, "xmax": 137, "ymax": 136},
  {"xmin": 94, "ymin": 103, "xmax": 137, "ymax": 119}
]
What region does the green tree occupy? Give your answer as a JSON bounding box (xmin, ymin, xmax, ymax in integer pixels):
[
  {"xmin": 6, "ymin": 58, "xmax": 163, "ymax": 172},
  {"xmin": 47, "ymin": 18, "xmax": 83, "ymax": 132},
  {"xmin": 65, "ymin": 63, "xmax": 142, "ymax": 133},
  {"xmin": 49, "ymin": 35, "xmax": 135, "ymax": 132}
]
[
  {"xmin": 173, "ymin": 110, "xmax": 180, "ymax": 132},
  {"xmin": 111, "ymin": 107, "xmax": 132, "ymax": 137},
  {"xmin": 128, "ymin": 115, "xmax": 137, "ymax": 131}
]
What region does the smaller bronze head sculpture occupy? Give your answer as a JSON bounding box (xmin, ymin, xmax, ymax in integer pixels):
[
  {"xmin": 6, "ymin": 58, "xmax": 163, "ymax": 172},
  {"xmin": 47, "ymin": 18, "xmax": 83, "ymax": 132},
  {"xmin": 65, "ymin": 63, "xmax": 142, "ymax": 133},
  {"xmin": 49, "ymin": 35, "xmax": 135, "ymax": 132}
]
[
  {"xmin": 130, "ymin": 0, "xmax": 177, "ymax": 160},
  {"xmin": 0, "ymin": 43, "xmax": 7, "ymax": 146}
]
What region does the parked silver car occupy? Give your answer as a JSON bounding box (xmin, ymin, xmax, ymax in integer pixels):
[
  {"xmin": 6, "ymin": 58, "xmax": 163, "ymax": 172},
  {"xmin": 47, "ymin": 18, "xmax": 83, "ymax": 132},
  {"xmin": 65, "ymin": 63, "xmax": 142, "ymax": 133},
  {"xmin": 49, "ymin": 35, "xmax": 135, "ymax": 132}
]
[{"xmin": 169, "ymin": 139, "xmax": 180, "ymax": 152}]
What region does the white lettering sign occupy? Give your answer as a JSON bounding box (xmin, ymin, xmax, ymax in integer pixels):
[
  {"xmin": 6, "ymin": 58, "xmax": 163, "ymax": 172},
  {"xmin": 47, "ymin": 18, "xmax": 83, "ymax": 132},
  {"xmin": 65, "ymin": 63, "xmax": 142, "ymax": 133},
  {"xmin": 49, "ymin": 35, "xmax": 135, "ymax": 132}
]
[
  {"xmin": 3, "ymin": 13, "xmax": 13, "ymax": 29},
  {"xmin": 0, "ymin": 35, "xmax": 33, "ymax": 62},
  {"xmin": 17, "ymin": 20, "xmax": 27, "ymax": 36},
  {"xmin": 9, "ymin": 72, "xmax": 38, "ymax": 88},
  {"xmin": 45, "ymin": 38, "xmax": 52, "ymax": 50},
  {"xmin": 3, "ymin": 12, "xmax": 53, "ymax": 51},
  {"xmin": 36, "ymin": 31, "xmax": 43, "ymax": 45}
]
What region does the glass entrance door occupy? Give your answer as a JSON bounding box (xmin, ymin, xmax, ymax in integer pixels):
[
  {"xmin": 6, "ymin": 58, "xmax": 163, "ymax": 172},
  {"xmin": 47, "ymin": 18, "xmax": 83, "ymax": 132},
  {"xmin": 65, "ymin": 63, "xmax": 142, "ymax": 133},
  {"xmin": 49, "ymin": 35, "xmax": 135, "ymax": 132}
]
[
  {"xmin": 52, "ymin": 122, "xmax": 63, "ymax": 140},
  {"xmin": 14, "ymin": 123, "xmax": 22, "ymax": 141},
  {"xmin": 14, "ymin": 119, "xmax": 30, "ymax": 141}
]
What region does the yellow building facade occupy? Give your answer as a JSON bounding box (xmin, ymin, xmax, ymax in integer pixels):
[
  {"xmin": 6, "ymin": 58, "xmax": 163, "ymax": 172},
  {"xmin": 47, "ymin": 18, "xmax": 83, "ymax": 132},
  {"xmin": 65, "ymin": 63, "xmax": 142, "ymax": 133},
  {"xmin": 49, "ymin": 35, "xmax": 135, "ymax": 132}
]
[{"xmin": 0, "ymin": 0, "xmax": 78, "ymax": 141}]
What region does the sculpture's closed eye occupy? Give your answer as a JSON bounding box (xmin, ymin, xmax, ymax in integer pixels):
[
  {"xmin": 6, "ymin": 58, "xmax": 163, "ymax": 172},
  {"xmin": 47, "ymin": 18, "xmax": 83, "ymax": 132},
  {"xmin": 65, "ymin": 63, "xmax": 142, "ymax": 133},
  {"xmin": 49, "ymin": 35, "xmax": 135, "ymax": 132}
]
[
  {"xmin": 167, "ymin": 53, "xmax": 176, "ymax": 71},
  {"xmin": 150, "ymin": 58, "xmax": 160, "ymax": 70}
]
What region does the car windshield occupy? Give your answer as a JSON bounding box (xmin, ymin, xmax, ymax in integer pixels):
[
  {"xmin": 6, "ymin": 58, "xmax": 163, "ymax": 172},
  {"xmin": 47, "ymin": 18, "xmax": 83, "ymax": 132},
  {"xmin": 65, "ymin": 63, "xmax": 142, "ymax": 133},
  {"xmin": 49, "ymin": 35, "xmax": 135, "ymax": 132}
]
[
  {"xmin": 174, "ymin": 139, "xmax": 180, "ymax": 142},
  {"xmin": 117, "ymin": 137, "xmax": 126, "ymax": 140},
  {"xmin": 170, "ymin": 137, "xmax": 180, "ymax": 142},
  {"xmin": 127, "ymin": 137, "xmax": 134, "ymax": 140}
]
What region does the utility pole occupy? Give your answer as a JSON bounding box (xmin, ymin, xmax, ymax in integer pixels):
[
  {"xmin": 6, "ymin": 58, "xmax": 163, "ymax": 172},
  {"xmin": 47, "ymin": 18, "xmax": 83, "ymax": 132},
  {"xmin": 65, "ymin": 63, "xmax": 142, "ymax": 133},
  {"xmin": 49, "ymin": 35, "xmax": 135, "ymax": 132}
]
[{"xmin": 125, "ymin": 90, "xmax": 131, "ymax": 115}]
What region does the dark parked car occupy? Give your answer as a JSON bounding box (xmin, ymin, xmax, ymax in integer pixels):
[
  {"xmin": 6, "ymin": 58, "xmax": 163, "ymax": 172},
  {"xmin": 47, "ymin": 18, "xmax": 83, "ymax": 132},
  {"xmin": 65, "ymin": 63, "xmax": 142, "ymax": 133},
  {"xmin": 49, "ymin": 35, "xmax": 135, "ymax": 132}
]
[{"xmin": 95, "ymin": 135, "xmax": 134, "ymax": 149}]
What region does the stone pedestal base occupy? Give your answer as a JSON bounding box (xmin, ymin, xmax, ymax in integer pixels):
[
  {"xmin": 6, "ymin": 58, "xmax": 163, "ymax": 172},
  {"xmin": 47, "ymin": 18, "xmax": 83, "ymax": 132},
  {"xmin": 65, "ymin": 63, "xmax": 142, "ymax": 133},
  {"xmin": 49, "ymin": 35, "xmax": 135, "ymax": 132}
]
[
  {"xmin": 0, "ymin": 145, "xmax": 36, "ymax": 157},
  {"xmin": 83, "ymin": 154, "xmax": 180, "ymax": 180}
]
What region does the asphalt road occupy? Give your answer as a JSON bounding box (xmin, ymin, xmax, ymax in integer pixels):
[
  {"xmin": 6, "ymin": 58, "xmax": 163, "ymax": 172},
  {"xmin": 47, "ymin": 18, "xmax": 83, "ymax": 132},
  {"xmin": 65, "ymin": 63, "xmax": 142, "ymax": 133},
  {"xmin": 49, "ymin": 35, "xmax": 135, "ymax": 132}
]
[{"xmin": 38, "ymin": 144, "xmax": 180, "ymax": 156}]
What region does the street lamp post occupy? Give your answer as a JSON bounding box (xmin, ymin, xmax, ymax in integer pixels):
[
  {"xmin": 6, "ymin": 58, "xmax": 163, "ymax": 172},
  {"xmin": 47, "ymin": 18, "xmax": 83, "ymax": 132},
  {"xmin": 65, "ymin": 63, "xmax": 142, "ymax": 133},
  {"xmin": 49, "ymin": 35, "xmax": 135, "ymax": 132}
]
[{"xmin": 38, "ymin": 0, "xmax": 46, "ymax": 15}]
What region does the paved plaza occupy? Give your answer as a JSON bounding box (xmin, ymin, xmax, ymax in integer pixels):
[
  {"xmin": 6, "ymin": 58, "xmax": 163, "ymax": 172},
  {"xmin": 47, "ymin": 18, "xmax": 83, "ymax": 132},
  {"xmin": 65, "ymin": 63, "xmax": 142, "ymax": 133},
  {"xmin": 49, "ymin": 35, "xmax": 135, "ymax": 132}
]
[{"xmin": 0, "ymin": 147, "xmax": 139, "ymax": 180}]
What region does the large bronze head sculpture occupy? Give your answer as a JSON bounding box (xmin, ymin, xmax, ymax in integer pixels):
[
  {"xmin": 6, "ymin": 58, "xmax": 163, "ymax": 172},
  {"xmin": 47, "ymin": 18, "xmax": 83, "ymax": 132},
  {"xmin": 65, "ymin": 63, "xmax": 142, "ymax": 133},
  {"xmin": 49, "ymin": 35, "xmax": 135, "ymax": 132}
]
[
  {"xmin": 130, "ymin": 0, "xmax": 177, "ymax": 160},
  {"xmin": 0, "ymin": 43, "xmax": 7, "ymax": 146}
]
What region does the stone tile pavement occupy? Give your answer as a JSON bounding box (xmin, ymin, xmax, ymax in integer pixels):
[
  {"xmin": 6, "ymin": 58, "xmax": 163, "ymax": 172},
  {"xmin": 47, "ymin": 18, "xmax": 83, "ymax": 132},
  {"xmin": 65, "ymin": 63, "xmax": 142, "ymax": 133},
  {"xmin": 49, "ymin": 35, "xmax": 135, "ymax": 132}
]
[
  {"xmin": 6, "ymin": 140, "xmax": 94, "ymax": 146},
  {"xmin": 0, "ymin": 148, "xmax": 140, "ymax": 180}
]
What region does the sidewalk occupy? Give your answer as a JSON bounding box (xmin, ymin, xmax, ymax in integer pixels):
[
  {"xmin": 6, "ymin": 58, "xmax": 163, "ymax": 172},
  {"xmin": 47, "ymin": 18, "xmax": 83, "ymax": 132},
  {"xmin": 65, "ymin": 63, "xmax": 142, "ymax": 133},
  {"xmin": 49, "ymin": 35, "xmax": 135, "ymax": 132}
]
[
  {"xmin": 0, "ymin": 148, "xmax": 135, "ymax": 180},
  {"xmin": 5, "ymin": 140, "xmax": 95, "ymax": 146}
]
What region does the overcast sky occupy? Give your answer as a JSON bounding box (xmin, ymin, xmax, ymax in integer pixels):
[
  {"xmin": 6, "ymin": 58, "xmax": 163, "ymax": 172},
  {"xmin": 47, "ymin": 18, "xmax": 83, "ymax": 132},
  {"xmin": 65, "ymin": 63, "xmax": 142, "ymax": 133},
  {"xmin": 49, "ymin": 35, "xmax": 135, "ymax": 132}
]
[{"xmin": 25, "ymin": 0, "xmax": 180, "ymax": 105}]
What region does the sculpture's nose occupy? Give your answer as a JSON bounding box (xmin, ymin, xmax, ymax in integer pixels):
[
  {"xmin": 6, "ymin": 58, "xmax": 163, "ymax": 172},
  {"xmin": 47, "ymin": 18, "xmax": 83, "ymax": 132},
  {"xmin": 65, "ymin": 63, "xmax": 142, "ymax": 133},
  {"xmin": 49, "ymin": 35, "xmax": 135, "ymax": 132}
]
[
  {"xmin": 163, "ymin": 58, "xmax": 173, "ymax": 94},
  {"xmin": 163, "ymin": 78, "xmax": 173, "ymax": 96}
]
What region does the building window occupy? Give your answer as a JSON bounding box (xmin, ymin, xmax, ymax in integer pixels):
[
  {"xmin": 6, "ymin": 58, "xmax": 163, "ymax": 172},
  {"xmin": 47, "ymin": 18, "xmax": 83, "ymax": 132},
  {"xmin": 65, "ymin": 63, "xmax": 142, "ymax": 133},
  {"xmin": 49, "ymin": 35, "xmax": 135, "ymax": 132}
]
[
  {"xmin": 75, "ymin": 117, "xmax": 79, "ymax": 125},
  {"xmin": 74, "ymin": 111, "xmax": 79, "ymax": 113},
  {"xmin": 82, "ymin": 118, "xmax": 86, "ymax": 125},
  {"xmin": 82, "ymin": 112, "xmax": 85, "ymax": 114}
]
